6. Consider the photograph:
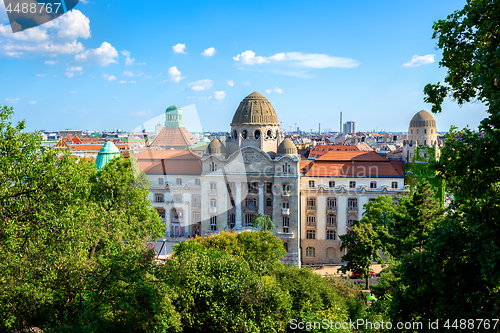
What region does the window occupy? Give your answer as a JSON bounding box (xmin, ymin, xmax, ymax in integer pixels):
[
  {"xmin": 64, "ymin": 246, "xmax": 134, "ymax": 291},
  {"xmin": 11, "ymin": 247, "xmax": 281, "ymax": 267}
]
[
  {"xmin": 306, "ymin": 198, "xmax": 316, "ymax": 208},
  {"xmin": 210, "ymin": 199, "xmax": 217, "ymax": 208},
  {"xmin": 282, "ymin": 163, "xmax": 291, "ymax": 173},
  {"xmin": 424, "ymin": 129, "xmax": 427, "ymax": 134},
  {"xmin": 254, "ymin": 130, "xmax": 261, "ymax": 139},
  {"xmin": 247, "ymin": 182, "xmax": 258, "ymax": 193},
  {"xmin": 233, "ymin": 130, "xmax": 237, "ymax": 139},
  {"xmin": 210, "ymin": 182, "xmax": 217, "ymax": 191},
  {"xmin": 370, "ymin": 181, "xmax": 377, "ymax": 189},
  {"xmin": 347, "ymin": 218, "xmax": 356, "ymax": 227},
  {"xmin": 327, "ymin": 198, "xmax": 337, "ymax": 210},
  {"xmin": 309, "ymin": 180, "xmax": 315, "ymax": 188},
  {"xmin": 282, "ymin": 201, "xmax": 290, "ymax": 209},
  {"xmin": 176, "ymin": 178, "xmax": 182, "ymax": 186},
  {"xmin": 307, "ymin": 215, "xmax": 316, "ymax": 226},
  {"xmin": 244, "ymin": 214, "xmax": 254, "ymax": 227},
  {"xmin": 417, "ymin": 129, "xmax": 419, "ymax": 134},
  {"xmin": 158, "ymin": 178, "xmax": 164, "ymax": 185},
  {"xmin": 267, "ymin": 130, "xmax": 272, "ymax": 138},
  {"xmin": 348, "ymin": 198, "xmax": 358, "ymax": 208},
  {"xmin": 242, "ymin": 130, "xmax": 247, "ymax": 139},
  {"xmin": 369, "ymin": 198, "xmax": 376, "ymax": 203},
  {"xmin": 327, "ymin": 229, "xmax": 336, "ymax": 240},
  {"xmin": 266, "ymin": 198, "xmax": 272, "ymax": 207},
  {"xmin": 410, "ymin": 129, "xmax": 413, "ymax": 134},
  {"xmin": 283, "ymin": 242, "xmax": 289, "ymax": 252},
  {"xmin": 306, "ymin": 246, "xmax": 315, "ymax": 257},
  {"xmin": 245, "ymin": 198, "xmax": 257, "ymax": 209},
  {"xmin": 210, "ymin": 162, "xmax": 218, "ymax": 172},
  {"xmin": 210, "ymin": 216, "xmax": 217, "ymax": 231},
  {"xmin": 349, "ymin": 181, "xmax": 356, "ymax": 189},
  {"xmin": 192, "ymin": 212, "xmax": 201, "ymax": 223},
  {"xmin": 327, "ymin": 214, "xmax": 337, "ymax": 227},
  {"xmin": 329, "ymin": 181, "xmax": 335, "ymax": 188},
  {"xmin": 193, "ymin": 195, "xmax": 201, "ymax": 207},
  {"xmin": 157, "ymin": 209, "xmax": 165, "ymax": 219},
  {"xmin": 391, "ymin": 181, "xmax": 398, "ymax": 189},
  {"xmin": 282, "ymin": 184, "xmax": 290, "ymax": 195},
  {"xmin": 229, "ymin": 213, "xmax": 235, "ymax": 229},
  {"xmin": 283, "ymin": 216, "xmax": 290, "ymax": 227},
  {"xmin": 155, "ymin": 194, "xmax": 164, "ymax": 203},
  {"xmin": 195, "ymin": 178, "xmax": 201, "ymax": 186},
  {"xmin": 266, "ymin": 182, "xmax": 272, "ymax": 194},
  {"xmin": 424, "ymin": 140, "xmax": 427, "ymax": 145},
  {"xmin": 431, "ymin": 129, "xmax": 434, "ymax": 134},
  {"xmin": 174, "ymin": 194, "xmax": 182, "ymax": 203},
  {"xmin": 306, "ymin": 230, "xmax": 316, "ymax": 239}
]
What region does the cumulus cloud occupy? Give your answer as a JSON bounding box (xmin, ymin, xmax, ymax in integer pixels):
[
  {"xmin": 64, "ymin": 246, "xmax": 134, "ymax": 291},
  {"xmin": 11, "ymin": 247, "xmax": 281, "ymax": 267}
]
[
  {"xmin": 188, "ymin": 79, "xmax": 213, "ymax": 91},
  {"xmin": 45, "ymin": 60, "xmax": 59, "ymax": 65},
  {"xmin": 36, "ymin": 74, "xmax": 46, "ymax": 77},
  {"xmin": 227, "ymin": 80, "xmax": 234, "ymax": 87},
  {"xmin": 65, "ymin": 72, "xmax": 74, "ymax": 78},
  {"xmin": 266, "ymin": 89, "xmax": 271, "ymax": 94},
  {"xmin": 130, "ymin": 80, "xmax": 136, "ymax": 83},
  {"xmin": 5, "ymin": 98, "xmax": 20, "ymax": 103},
  {"xmin": 66, "ymin": 66, "xmax": 82, "ymax": 71},
  {"xmin": 119, "ymin": 80, "xmax": 127, "ymax": 83},
  {"xmin": 402, "ymin": 54, "xmax": 435, "ymax": 67},
  {"xmin": 29, "ymin": 101, "xmax": 37, "ymax": 104},
  {"xmin": 0, "ymin": 10, "xmax": 89, "ymax": 57},
  {"xmin": 168, "ymin": 66, "xmax": 184, "ymax": 82},
  {"xmin": 75, "ymin": 42, "xmax": 118, "ymax": 66},
  {"xmin": 274, "ymin": 87, "xmax": 283, "ymax": 94},
  {"xmin": 121, "ymin": 50, "xmax": 135, "ymax": 66},
  {"xmin": 102, "ymin": 73, "xmax": 117, "ymax": 81},
  {"xmin": 201, "ymin": 47, "xmax": 216, "ymax": 57},
  {"xmin": 213, "ymin": 91, "xmax": 226, "ymax": 100},
  {"xmin": 123, "ymin": 70, "xmax": 133, "ymax": 76},
  {"xmin": 233, "ymin": 50, "xmax": 359, "ymax": 68},
  {"xmin": 172, "ymin": 43, "xmax": 187, "ymax": 54}
]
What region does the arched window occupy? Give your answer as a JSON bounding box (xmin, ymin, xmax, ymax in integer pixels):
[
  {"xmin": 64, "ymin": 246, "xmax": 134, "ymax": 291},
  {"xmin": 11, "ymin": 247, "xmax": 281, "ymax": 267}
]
[
  {"xmin": 282, "ymin": 163, "xmax": 290, "ymax": 173},
  {"xmin": 254, "ymin": 130, "xmax": 261, "ymax": 139},
  {"xmin": 267, "ymin": 129, "xmax": 272, "ymax": 138},
  {"xmin": 370, "ymin": 181, "xmax": 377, "ymax": 189},
  {"xmin": 210, "ymin": 162, "xmax": 217, "ymax": 172},
  {"xmin": 282, "ymin": 184, "xmax": 290, "ymax": 195},
  {"xmin": 242, "ymin": 130, "xmax": 247, "ymax": 139},
  {"xmin": 329, "ymin": 181, "xmax": 335, "ymax": 188},
  {"xmin": 306, "ymin": 246, "xmax": 315, "ymax": 257},
  {"xmin": 266, "ymin": 198, "xmax": 272, "ymax": 207},
  {"xmin": 233, "ymin": 130, "xmax": 237, "ymax": 139},
  {"xmin": 424, "ymin": 140, "xmax": 427, "ymax": 146},
  {"xmin": 424, "ymin": 129, "xmax": 427, "ymax": 134}
]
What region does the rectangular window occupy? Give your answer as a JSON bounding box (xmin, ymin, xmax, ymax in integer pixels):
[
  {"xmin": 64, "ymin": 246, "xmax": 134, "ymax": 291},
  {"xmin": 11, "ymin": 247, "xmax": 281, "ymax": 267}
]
[
  {"xmin": 307, "ymin": 215, "xmax": 316, "ymax": 226},
  {"xmin": 348, "ymin": 198, "xmax": 358, "ymax": 208},
  {"xmin": 210, "ymin": 182, "xmax": 217, "ymax": 191},
  {"xmin": 210, "ymin": 199, "xmax": 217, "ymax": 208},
  {"xmin": 244, "ymin": 214, "xmax": 255, "ymax": 227},
  {"xmin": 308, "ymin": 180, "xmax": 315, "ymax": 188},
  {"xmin": 329, "ymin": 181, "xmax": 335, "ymax": 188},
  {"xmin": 327, "ymin": 198, "xmax": 336, "ymax": 209},
  {"xmin": 282, "ymin": 216, "xmax": 290, "ymax": 227},
  {"xmin": 327, "ymin": 229, "xmax": 336, "ymax": 240},
  {"xmin": 327, "ymin": 214, "xmax": 336, "ymax": 227},
  {"xmin": 176, "ymin": 178, "xmax": 182, "ymax": 186},
  {"xmin": 195, "ymin": 178, "xmax": 201, "ymax": 186},
  {"xmin": 306, "ymin": 198, "xmax": 316, "ymax": 208},
  {"xmin": 174, "ymin": 195, "xmax": 182, "ymax": 203},
  {"xmin": 349, "ymin": 181, "xmax": 356, "ymax": 189},
  {"xmin": 282, "ymin": 184, "xmax": 290, "ymax": 195},
  {"xmin": 266, "ymin": 182, "xmax": 273, "ymax": 194},
  {"xmin": 193, "ymin": 195, "xmax": 201, "ymax": 207},
  {"xmin": 306, "ymin": 230, "xmax": 315, "ymax": 239},
  {"xmin": 282, "ymin": 202, "xmax": 290, "ymax": 209},
  {"xmin": 391, "ymin": 181, "xmax": 398, "ymax": 189},
  {"xmin": 192, "ymin": 212, "xmax": 201, "ymax": 223},
  {"xmin": 210, "ymin": 216, "xmax": 217, "ymax": 231},
  {"xmin": 158, "ymin": 178, "xmax": 164, "ymax": 185},
  {"xmin": 283, "ymin": 242, "xmax": 289, "ymax": 252},
  {"xmin": 306, "ymin": 247, "xmax": 315, "ymax": 257}
]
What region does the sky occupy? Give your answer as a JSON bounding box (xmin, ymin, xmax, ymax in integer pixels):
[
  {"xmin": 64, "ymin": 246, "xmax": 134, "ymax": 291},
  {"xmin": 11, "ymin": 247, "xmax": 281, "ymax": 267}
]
[{"xmin": 0, "ymin": 0, "xmax": 488, "ymax": 134}]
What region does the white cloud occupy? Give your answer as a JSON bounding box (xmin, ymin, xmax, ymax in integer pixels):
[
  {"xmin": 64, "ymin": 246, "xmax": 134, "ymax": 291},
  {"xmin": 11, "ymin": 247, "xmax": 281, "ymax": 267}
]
[
  {"xmin": 213, "ymin": 91, "xmax": 226, "ymax": 100},
  {"xmin": 36, "ymin": 74, "xmax": 46, "ymax": 77},
  {"xmin": 130, "ymin": 110, "xmax": 152, "ymax": 117},
  {"xmin": 123, "ymin": 70, "xmax": 133, "ymax": 76},
  {"xmin": 0, "ymin": 10, "xmax": 90, "ymax": 57},
  {"xmin": 69, "ymin": 91, "xmax": 77, "ymax": 94},
  {"xmin": 102, "ymin": 73, "xmax": 117, "ymax": 81},
  {"xmin": 188, "ymin": 79, "xmax": 213, "ymax": 91},
  {"xmin": 233, "ymin": 50, "xmax": 359, "ymax": 68},
  {"xmin": 227, "ymin": 80, "xmax": 234, "ymax": 87},
  {"xmin": 274, "ymin": 87, "xmax": 283, "ymax": 94},
  {"xmin": 402, "ymin": 54, "xmax": 435, "ymax": 67},
  {"xmin": 266, "ymin": 89, "xmax": 271, "ymax": 94},
  {"xmin": 45, "ymin": 60, "xmax": 59, "ymax": 65},
  {"xmin": 130, "ymin": 80, "xmax": 136, "ymax": 83},
  {"xmin": 144, "ymin": 75, "xmax": 152, "ymax": 79},
  {"xmin": 119, "ymin": 80, "xmax": 127, "ymax": 83},
  {"xmin": 241, "ymin": 81, "xmax": 250, "ymax": 86},
  {"xmin": 201, "ymin": 47, "xmax": 216, "ymax": 57},
  {"xmin": 168, "ymin": 66, "xmax": 184, "ymax": 82},
  {"xmin": 75, "ymin": 42, "xmax": 118, "ymax": 66},
  {"xmin": 5, "ymin": 98, "xmax": 20, "ymax": 103},
  {"xmin": 65, "ymin": 72, "xmax": 74, "ymax": 78},
  {"xmin": 121, "ymin": 50, "xmax": 135, "ymax": 66},
  {"xmin": 66, "ymin": 66, "xmax": 82, "ymax": 71},
  {"xmin": 172, "ymin": 43, "xmax": 187, "ymax": 54},
  {"xmin": 114, "ymin": 97, "xmax": 118, "ymax": 99},
  {"xmin": 29, "ymin": 101, "xmax": 37, "ymax": 104}
]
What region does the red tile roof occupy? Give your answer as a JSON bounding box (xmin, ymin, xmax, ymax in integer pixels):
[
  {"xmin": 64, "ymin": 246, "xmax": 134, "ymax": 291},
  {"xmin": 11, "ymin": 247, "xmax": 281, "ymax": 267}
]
[
  {"xmin": 150, "ymin": 127, "xmax": 195, "ymax": 148},
  {"xmin": 135, "ymin": 149, "xmax": 202, "ymax": 175}
]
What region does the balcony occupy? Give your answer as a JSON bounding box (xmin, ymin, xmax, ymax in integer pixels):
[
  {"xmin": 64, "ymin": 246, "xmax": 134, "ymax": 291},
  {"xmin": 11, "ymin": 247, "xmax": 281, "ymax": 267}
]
[
  {"xmin": 306, "ymin": 206, "xmax": 316, "ymax": 212},
  {"xmin": 306, "ymin": 221, "xmax": 316, "ymax": 227},
  {"xmin": 282, "ymin": 192, "xmax": 291, "ymax": 198},
  {"xmin": 326, "ymin": 222, "xmax": 337, "ymax": 228},
  {"xmin": 171, "ymin": 218, "xmax": 183, "ymax": 223},
  {"xmin": 281, "ymin": 208, "xmax": 290, "ymax": 215},
  {"xmin": 326, "ymin": 206, "xmax": 337, "ymax": 213},
  {"xmin": 347, "ymin": 206, "xmax": 358, "ymax": 212},
  {"xmin": 209, "ymin": 190, "xmax": 217, "ymax": 196},
  {"xmin": 209, "ymin": 207, "xmax": 217, "ymax": 214},
  {"xmin": 277, "ymin": 232, "xmax": 294, "ymax": 239},
  {"xmin": 244, "ymin": 206, "xmax": 258, "ymax": 213}
]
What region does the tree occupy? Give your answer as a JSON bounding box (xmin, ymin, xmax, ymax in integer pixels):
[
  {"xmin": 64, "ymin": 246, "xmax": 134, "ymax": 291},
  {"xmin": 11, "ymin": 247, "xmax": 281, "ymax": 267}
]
[
  {"xmin": 0, "ymin": 106, "xmax": 177, "ymax": 332},
  {"xmin": 252, "ymin": 213, "xmax": 275, "ymax": 231}
]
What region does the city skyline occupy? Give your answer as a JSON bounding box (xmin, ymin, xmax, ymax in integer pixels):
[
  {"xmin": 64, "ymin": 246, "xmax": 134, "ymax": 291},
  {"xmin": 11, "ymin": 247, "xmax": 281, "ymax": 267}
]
[{"xmin": 0, "ymin": 0, "xmax": 487, "ymax": 133}]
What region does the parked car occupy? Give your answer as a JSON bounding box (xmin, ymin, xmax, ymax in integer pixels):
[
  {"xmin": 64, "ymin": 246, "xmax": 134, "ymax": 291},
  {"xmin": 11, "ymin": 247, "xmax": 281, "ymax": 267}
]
[{"xmin": 351, "ymin": 271, "xmax": 376, "ymax": 279}]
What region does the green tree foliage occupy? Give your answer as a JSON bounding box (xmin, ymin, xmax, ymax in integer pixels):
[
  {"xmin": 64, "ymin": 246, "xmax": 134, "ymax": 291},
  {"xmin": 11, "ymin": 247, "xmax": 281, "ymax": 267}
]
[
  {"xmin": 252, "ymin": 213, "xmax": 275, "ymax": 231},
  {"xmin": 0, "ymin": 106, "xmax": 178, "ymax": 332}
]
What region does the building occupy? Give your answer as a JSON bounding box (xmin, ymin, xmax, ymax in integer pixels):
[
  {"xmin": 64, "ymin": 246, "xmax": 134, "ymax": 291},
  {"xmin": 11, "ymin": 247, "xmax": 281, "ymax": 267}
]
[
  {"xmin": 149, "ymin": 105, "xmax": 196, "ymax": 150},
  {"xmin": 343, "ymin": 121, "xmax": 356, "ymax": 135},
  {"xmin": 140, "ymin": 92, "xmax": 409, "ymax": 266},
  {"xmin": 403, "ymin": 110, "xmax": 440, "ymax": 163}
]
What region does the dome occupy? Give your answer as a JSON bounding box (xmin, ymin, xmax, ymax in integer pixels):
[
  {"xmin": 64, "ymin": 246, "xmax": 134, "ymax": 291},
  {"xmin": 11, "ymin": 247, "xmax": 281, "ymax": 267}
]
[
  {"xmin": 166, "ymin": 105, "xmax": 180, "ymax": 111},
  {"xmin": 410, "ymin": 110, "xmax": 436, "ymax": 127},
  {"xmin": 206, "ymin": 138, "xmax": 224, "ymax": 155},
  {"xmin": 200, "ymin": 136, "xmax": 210, "ymax": 143},
  {"xmin": 95, "ymin": 141, "xmax": 121, "ymax": 170},
  {"xmin": 231, "ymin": 91, "xmax": 279, "ymax": 125},
  {"xmin": 277, "ymin": 138, "xmax": 297, "ymax": 155}
]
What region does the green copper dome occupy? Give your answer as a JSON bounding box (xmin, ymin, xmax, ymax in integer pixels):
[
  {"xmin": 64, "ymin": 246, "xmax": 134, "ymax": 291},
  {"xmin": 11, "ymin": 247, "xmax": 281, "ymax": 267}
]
[
  {"xmin": 95, "ymin": 141, "xmax": 121, "ymax": 170},
  {"xmin": 164, "ymin": 105, "xmax": 184, "ymax": 127},
  {"xmin": 166, "ymin": 105, "xmax": 180, "ymax": 111}
]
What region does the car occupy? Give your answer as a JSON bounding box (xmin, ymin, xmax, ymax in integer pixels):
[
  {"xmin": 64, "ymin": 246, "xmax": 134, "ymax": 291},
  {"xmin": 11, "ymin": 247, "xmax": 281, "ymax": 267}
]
[{"xmin": 351, "ymin": 271, "xmax": 376, "ymax": 279}]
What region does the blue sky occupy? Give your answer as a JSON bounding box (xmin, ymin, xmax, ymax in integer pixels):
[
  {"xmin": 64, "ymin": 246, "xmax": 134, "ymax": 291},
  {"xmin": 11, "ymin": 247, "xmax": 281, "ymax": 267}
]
[{"xmin": 0, "ymin": 0, "xmax": 488, "ymax": 133}]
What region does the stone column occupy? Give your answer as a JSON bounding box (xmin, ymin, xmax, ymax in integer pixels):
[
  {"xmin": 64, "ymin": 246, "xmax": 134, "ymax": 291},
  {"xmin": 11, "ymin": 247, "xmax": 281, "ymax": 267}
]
[
  {"xmin": 235, "ymin": 182, "xmax": 242, "ymax": 228},
  {"xmin": 258, "ymin": 182, "xmax": 264, "ymax": 215}
]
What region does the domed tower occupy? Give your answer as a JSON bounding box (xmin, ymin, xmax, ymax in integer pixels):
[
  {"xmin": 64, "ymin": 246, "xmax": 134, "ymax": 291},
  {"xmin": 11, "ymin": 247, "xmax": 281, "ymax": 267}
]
[
  {"xmin": 206, "ymin": 138, "xmax": 225, "ymax": 156},
  {"xmin": 165, "ymin": 105, "xmax": 184, "ymax": 128},
  {"xmin": 226, "ymin": 91, "xmax": 282, "ymax": 156},
  {"xmin": 277, "ymin": 138, "xmax": 299, "ymax": 158},
  {"xmin": 408, "ymin": 110, "xmax": 437, "ymax": 146},
  {"xmin": 95, "ymin": 141, "xmax": 121, "ymax": 170}
]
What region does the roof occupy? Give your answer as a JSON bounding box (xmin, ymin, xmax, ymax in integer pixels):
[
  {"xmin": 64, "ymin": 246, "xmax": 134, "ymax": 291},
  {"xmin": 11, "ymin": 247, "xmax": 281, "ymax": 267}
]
[
  {"xmin": 150, "ymin": 126, "xmax": 194, "ymax": 148},
  {"xmin": 278, "ymin": 138, "xmax": 297, "ymax": 155},
  {"xmin": 135, "ymin": 149, "xmax": 202, "ymax": 175},
  {"xmin": 95, "ymin": 141, "xmax": 121, "ymax": 170},
  {"xmin": 231, "ymin": 91, "xmax": 279, "ymax": 125},
  {"xmin": 301, "ymin": 150, "xmax": 404, "ymax": 178},
  {"xmin": 410, "ymin": 110, "xmax": 436, "ymax": 127},
  {"xmin": 308, "ymin": 145, "xmax": 359, "ymax": 158}
]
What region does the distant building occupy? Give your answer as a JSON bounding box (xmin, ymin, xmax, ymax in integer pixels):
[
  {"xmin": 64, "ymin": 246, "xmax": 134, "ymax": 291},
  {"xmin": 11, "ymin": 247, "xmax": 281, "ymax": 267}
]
[
  {"xmin": 149, "ymin": 105, "xmax": 196, "ymax": 150},
  {"xmin": 403, "ymin": 110, "xmax": 440, "ymax": 163},
  {"xmin": 343, "ymin": 121, "xmax": 356, "ymax": 135},
  {"xmin": 155, "ymin": 123, "xmax": 164, "ymax": 136}
]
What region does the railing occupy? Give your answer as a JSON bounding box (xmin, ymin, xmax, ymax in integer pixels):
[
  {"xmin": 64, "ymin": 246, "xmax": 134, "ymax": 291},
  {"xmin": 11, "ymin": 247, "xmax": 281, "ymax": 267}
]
[
  {"xmin": 282, "ymin": 192, "xmax": 291, "ymax": 197},
  {"xmin": 244, "ymin": 206, "xmax": 258, "ymax": 213},
  {"xmin": 277, "ymin": 232, "xmax": 294, "ymax": 239},
  {"xmin": 307, "ymin": 221, "xmax": 316, "ymax": 227},
  {"xmin": 347, "ymin": 206, "xmax": 358, "ymax": 212},
  {"xmin": 306, "ymin": 205, "xmax": 316, "ymax": 212},
  {"xmin": 282, "ymin": 208, "xmax": 290, "ymax": 215},
  {"xmin": 326, "ymin": 222, "xmax": 337, "ymax": 228},
  {"xmin": 171, "ymin": 218, "xmax": 183, "ymax": 223},
  {"xmin": 327, "ymin": 206, "xmax": 337, "ymax": 212},
  {"xmin": 209, "ymin": 207, "xmax": 217, "ymax": 213},
  {"xmin": 209, "ymin": 190, "xmax": 217, "ymax": 196}
]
